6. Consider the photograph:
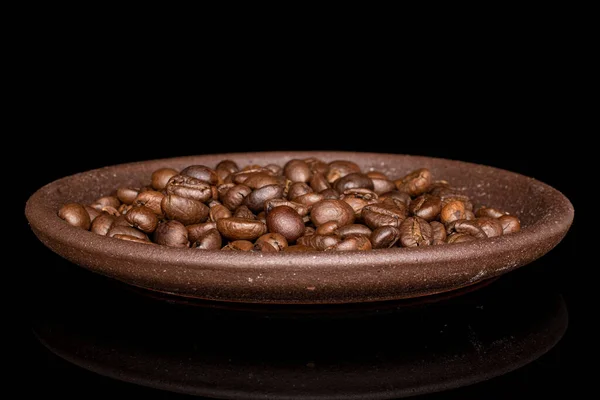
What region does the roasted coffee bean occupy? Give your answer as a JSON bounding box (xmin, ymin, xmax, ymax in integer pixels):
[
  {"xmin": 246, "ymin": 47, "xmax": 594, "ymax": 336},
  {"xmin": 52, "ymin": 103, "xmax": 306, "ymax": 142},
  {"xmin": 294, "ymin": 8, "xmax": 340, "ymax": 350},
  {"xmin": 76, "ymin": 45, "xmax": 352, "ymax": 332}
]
[
  {"xmin": 319, "ymin": 188, "xmax": 340, "ymax": 200},
  {"xmin": 207, "ymin": 199, "xmax": 222, "ymax": 208},
  {"xmin": 476, "ymin": 207, "xmax": 507, "ymax": 219},
  {"xmin": 180, "ymin": 165, "xmax": 219, "ymax": 185},
  {"xmin": 446, "ymin": 220, "xmax": 487, "ymax": 239},
  {"xmin": 331, "ymin": 235, "xmax": 372, "ymax": 251},
  {"xmin": 335, "ymin": 224, "xmax": 372, "ymax": 239},
  {"xmin": 266, "ymin": 206, "xmax": 305, "ymax": 242},
  {"xmin": 217, "ymin": 183, "xmax": 236, "ymax": 200},
  {"xmin": 304, "ymin": 226, "xmax": 316, "ymax": 236},
  {"xmin": 499, "ymin": 215, "xmax": 521, "ymax": 234},
  {"xmin": 256, "ymin": 233, "xmax": 289, "ymax": 251},
  {"xmin": 362, "ymin": 202, "xmax": 407, "ymax": 229},
  {"xmin": 342, "ymin": 188, "xmax": 378, "ymax": 201},
  {"xmin": 341, "ymin": 197, "xmax": 369, "ymax": 219},
  {"xmin": 366, "ymin": 171, "xmax": 388, "ymax": 180},
  {"xmin": 116, "ymin": 188, "xmax": 140, "ymax": 205},
  {"xmin": 304, "ymin": 158, "xmax": 329, "ymax": 175},
  {"xmin": 221, "ymin": 240, "xmax": 254, "ymax": 251},
  {"xmin": 399, "ymin": 217, "xmax": 433, "ymax": 247},
  {"xmin": 133, "ymin": 191, "xmax": 165, "ymax": 217},
  {"xmin": 287, "ymin": 182, "xmax": 313, "ymax": 201},
  {"xmin": 192, "ymin": 229, "xmax": 222, "ymax": 250},
  {"xmin": 315, "ymin": 221, "xmax": 339, "ymax": 235},
  {"xmin": 256, "ymin": 211, "xmax": 267, "ymax": 224},
  {"xmin": 379, "ymin": 191, "xmax": 412, "ymax": 207},
  {"xmin": 474, "ymin": 217, "xmax": 503, "ymax": 238},
  {"xmin": 91, "ymin": 213, "xmax": 116, "ymax": 236},
  {"xmin": 334, "ymin": 173, "xmax": 374, "ymax": 192},
  {"xmin": 217, "ymin": 217, "xmax": 267, "ymax": 241},
  {"xmin": 151, "ymin": 168, "xmax": 179, "ymax": 190},
  {"xmin": 310, "ymin": 199, "xmax": 355, "ymax": 227},
  {"xmin": 371, "ymin": 178, "xmax": 396, "ymax": 195},
  {"xmin": 265, "ymin": 163, "xmax": 283, "ymax": 176},
  {"xmin": 296, "ymin": 235, "xmax": 312, "ymax": 247},
  {"xmin": 409, "ymin": 194, "xmax": 442, "ymax": 221},
  {"xmin": 161, "ymin": 194, "xmax": 209, "ymax": 225},
  {"xmin": 395, "ymin": 168, "xmax": 432, "ymax": 196},
  {"xmin": 113, "ymin": 214, "xmax": 132, "ymax": 227},
  {"xmin": 165, "ymin": 175, "xmax": 212, "ymax": 203},
  {"xmin": 107, "ymin": 225, "xmax": 149, "ymax": 241},
  {"xmin": 447, "ymin": 233, "xmax": 477, "ymax": 244},
  {"xmin": 222, "ymin": 184, "xmax": 252, "ymax": 211},
  {"xmin": 187, "ymin": 221, "xmax": 218, "ymax": 243},
  {"xmin": 153, "ymin": 220, "xmax": 189, "ymax": 247},
  {"xmin": 284, "ymin": 159, "xmax": 312, "ymax": 183},
  {"xmin": 118, "ymin": 204, "xmax": 133, "ymax": 215},
  {"xmin": 326, "ymin": 160, "xmax": 361, "ymax": 183},
  {"xmin": 440, "ymin": 200, "xmax": 467, "ymax": 224},
  {"xmin": 309, "ymin": 172, "xmax": 331, "ymax": 192},
  {"xmin": 430, "ymin": 221, "xmax": 447, "ymax": 245},
  {"xmin": 308, "ymin": 234, "xmax": 342, "ymax": 251},
  {"xmin": 294, "ymin": 192, "xmax": 325, "ymax": 209},
  {"xmin": 265, "ymin": 199, "xmax": 309, "ymax": 217},
  {"xmin": 244, "ymin": 184, "xmax": 285, "ymax": 212},
  {"xmin": 370, "ymin": 226, "xmax": 401, "ymax": 249},
  {"xmin": 84, "ymin": 205, "xmax": 102, "ymax": 222},
  {"xmin": 125, "ymin": 206, "xmax": 158, "ymax": 233},
  {"xmin": 215, "ymin": 160, "xmax": 239, "ymax": 181},
  {"xmin": 58, "ymin": 203, "xmax": 91, "ymax": 230},
  {"xmin": 209, "ymin": 204, "xmax": 232, "ymax": 222},
  {"xmin": 252, "ymin": 241, "xmax": 278, "ymax": 252},
  {"xmin": 234, "ymin": 205, "xmax": 256, "ymax": 220},
  {"xmin": 241, "ymin": 173, "xmax": 280, "ymax": 189},
  {"xmin": 100, "ymin": 206, "xmax": 120, "ymax": 216},
  {"xmin": 112, "ymin": 234, "xmax": 153, "ymax": 244},
  {"xmin": 284, "ymin": 244, "xmax": 317, "ymax": 252},
  {"xmin": 91, "ymin": 196, "xmax": 121, "ymax": 211}
]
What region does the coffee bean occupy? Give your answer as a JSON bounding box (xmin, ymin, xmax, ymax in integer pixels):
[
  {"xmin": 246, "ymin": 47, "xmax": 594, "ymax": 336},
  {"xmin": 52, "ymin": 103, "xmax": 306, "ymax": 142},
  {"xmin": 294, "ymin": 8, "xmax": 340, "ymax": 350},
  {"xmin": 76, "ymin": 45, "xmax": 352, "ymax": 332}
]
[
  {"xmin": 370, "ymin": 226, "xmax": 401, "ymax": 249},
  {"xmin": 476, "ymin": 207, "xmax": 507, "ymax": 219},
  {"xmin": 371, "ymin": 178, "xmax": 396, "ymax": 195},
  {"xmin": 209, "ymin": 204, "xmax": 233, "ymax": 222},
  {"xmin": 217, "ymin": 217, "xmax": 267, "ymax": 241},
  {"xmin": 284, "ymin": 159, "xmax": 312, "ymax": 183},
  {"xmin": 304, "ymin": 158, "xmax": 329, "ymax": 175},
  {"xmin": 244, "ymin": 184, "xmax": 285, "ymax": 212},
  {"xmin": 475, "ymin": 217, "xmax": 503, "ymax": 238},
  {"xmin": 58, "ymin": 203, "xmax": 91, "ymax": 230},
  {"xmin": 310, "ymin": 199, "xmax": 356, "ymax": 227},
  {"xmin": 304, "ymin": 226, "xmax": 316, "ymax": 236},
  {"xmin": 234, "ymin": 205, "xmax": 256, "ymax": 220},
  {"xmin": 165, "ymin": 175, "xmax": 213, "ymax": 203},
  {"xmin": 253, "ymin": 241, "xmax": 278, "ymax": 252},
  {"xmin": 341, "ymin": 197, "xmax": 369, "ymax": 219},
  {"xmin": 192, "ymin": 229, "xmax": 222, "ymax": 250},
  {"xmin": 447, "ymin": 233, "xmax": 477, "ymax": 244},
  {"xmin": 161, "ymin": 194, "xmax": 209, "ymax": 225},
  {"xmin": 331, "ymin": 235, "xmax": 372, "ymax": 251},
  {"xmin": 90, "ymin": 213, "xmax": 115, "ymax": 235},
  {"xmin": 187, "ymin": 221, "xmax": 218, "ymax": 243},
  {"xmin": 319, "ymin": 188, "xmax": 340, "ymax": 200},
  {"xmin": 180, "ymin": 165, "xmax": 219, "ymax": 185},
  {"xmin": 499, "ymin": 215, "xmax": 521, "ymax": 234},
  {"xmin": 326, "ymin": 160, "xmax": 361, "ymax": 183},
  {"xmin": 133, "ymin": 191, "xmax": 165, "ymax": 217},
  {"xmin": 256, "ymin": 233, "xmax": 289, "ymax": 251},
  {"xmin": 309, "ymin": 172, "xmax": 331, "ymax": 192},
  {"xmin": 221, "ymin": 240, "xmax": 254, "ymax": 251},
  {"xmin": 440, "ymin": 200, "xmax": 466, "ymax": 224},
  {"xmin": 116, "ymin": 187, "xmax": 140, "ymax": 205},
  {"xmin": 265, "ymin": 163, "xmax": 283, "ymax": 176},
  {"xmin": 84, "ymin": 205, "xmax": 102, "ymax": 222},
  {"xmin": 335, "ymin": 224, "xmax": 372, "ymax": 239},
  {"xmin": 151, "ymin": 168, "xmax": 179, "ymax": 190},
  {"xmin": 430, "ymin": 221, "xmax": 447, "ymax": 245},
  {"xmin": 287, "ymin": 182, "xmax": 313, "ymax": 201},
  {"xmin": 333, "ymin": 173, "xmax": 374, "ymax": 192},
  {"xmin": 256, "ymin": 211, "xmax": 267, "ymax": 224},
  {"xmin": 241, "ymin": 173, "xmax": 280, "ymax": 189},
  {"xmin": 266, "ymin": 206, "xmax": 305, "ymax": 242},
  {"xmin": 112, "ymin": 234, "xmax": 153, "ymax": 244},
  {"xmin": 100, "ymin": 206, "xmax": 120, "ymax": 217},
  {"xmin": 409, "ymin": 194, "xmax": 442, "ymax": 221},
  {"xmin": 222, "ymin": 184, "xmax": 252, "ymax": 211},
  {"xmin": 307, "ymin": 234, "xmax": 342, "ymax": 251},
  {"xmin": 118, "ymin": 204, "xmax": 133, "ymax": 215},
  {"xmin": 446, "ymin": 220, "xmax": 487, "ymax": 239},
  {"xmin": 294, "ymin": 192, "xmax": 325, "ymax": 209},
  {"xmin": 379, "ymin": 191, "xmax": 411, "ymax": 207},
  {"xmin": 91, "ymin": 196, "xmax": 121, "ymax": 211},
  {"xmin": 215, "ymin": 160, "xmax": 239, "ymax": 181},
  {"xmin": 265, "ymin": 199, "xmax": 309, "ymax": 217},
  {"xmin": 395, "ymin": 168, "xmax": 432, "ymax": 196},
  {"xmin": 399, "ymin": 217, "xmax": 433, "ymax": 247},
  {"xmin": 153, "ymin": 220, "xmax": 189, "ymax": 247},
  {"xmin": 108, "ymin": 225, "xmax": 149, "ymax": 241},
  {"xmin": 362, "ymin": 202, "xmax": 407, "ymax": 229},
  {"xmin": 125, "ymin": 206, "xmax": 159, "ymax": 233},
  {"xmin": 366, "ymin": 171, "xmax": 388, "ymax": 180},
  {"xmin": 315, "ymin": 221, "xmax": 339, "ymax": 235},
  {"xmin": 284, "ymin": 244, "xmax": 317, "ymax": 252}
]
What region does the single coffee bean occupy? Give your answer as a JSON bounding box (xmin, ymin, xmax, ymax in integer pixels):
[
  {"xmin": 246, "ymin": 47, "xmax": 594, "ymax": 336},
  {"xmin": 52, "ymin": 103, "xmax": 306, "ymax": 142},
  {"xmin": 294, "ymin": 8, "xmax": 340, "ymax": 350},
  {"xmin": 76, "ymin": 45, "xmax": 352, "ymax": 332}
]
[
  {"xmin": 331, "ymin": 235, "xmax": 372, "ymax": 251},
  {"xmin": 326, "ymin": 160, "xmax": 361, "ymax": 183},
  {"xmin": 58, "ymin": 203, "xmax": 91, "ymax": 230},
  {"xmin": 265, "ymin": 199, "xmax": 309, "ymax": 217},
  {"xmin": 284, "ymin": 159, "xmax": 312, "ymax": 183},
  {"xmin": 440, "ymin": 200, "xmax": 467, "ymax": 224},
  {"xmin": 133, "ymin": 191, "xmax": 165, "ymax": 217},
  {"xmin": 447, "ymin": 233, "xmax": 477, "ymax": 244},
  {"xmin": 315, "ymin": 221, "xmax": 339, "ymax": 235},
  {"xmin": 370, "ymin": 226, "xmax": 401, "ymax": 249},
  {"xmin": 241, "ymin": 173, "xmax": 280, "ymax": 189},
  {"xmin": 379, "ymin": 191, "xmax": 412, "ymax": 207},
  {"xmin": 84, "ymin": 205, "xmax": 102, "ymax": 223},
  {"xmin": 256, "ymin": 233, "xmax": 289, "ymax": 251},
  {"xmin": 153, "ymin": 220, "xmax": 189, "ymax": 247},
  {"xmin": 310, "ymin": 199, "xmax": 356, "ymax": 227},
  {"xmin": 217, "ymin": 183, "xmax": 236, "ymax": 200},
  {"xmin": 209, "ymin": 203, "xmax": 232, "ymax": 222},
  {"xmin": 165, "ymin": 175, "xmax": 213, "ymax": 203},
  {"xmin": 107, "ymin": 225, "xmax": 149, "ymax": 241},
  {"xmin": 100, "ymin": 206, "xmax": 120, "ymax": 217},
  {"xmin": 116, "ymin": 187, "xmax": 140, "ymax": 205},
  {"xmin": 287, "ymin": 182, "xmax": 313, "ymax": 201},
  {"xmin": 215, "ymin": 160, "xmax": 239, "ymax": 181},
  {"xmin": 221, "ymin": 240, "xmax": 254, "ymax": 251},
  {"xmin": 222, "ymin": 184, "xmax": 252, "ymax": 211},
  {"xmin": 217, "ymin": 217, "xmax": 267, "ymax": 241},
  {"xmin": 113, "ymin": 214, "xmax": 132, "ymax": 227},
  {"xmin": 234, "ymin": 205, "xmax": 256, "ymax": 220},
  {"xmin": 498, "ymin": 215, "xmax": 521, "ymax": 234},
  {"xmin": 118, "ymin": 204, "xmax": 133, "ymax": 215},
  {"xmin": 125, "ymin": 206, "xmax": 159, "ymax": 233},
  {"xmin": 446, "ymin": 220, "xmax": 487, "ymax": 239},
  {"xmin": 294, "ymin": 192, "xmax": 325, "ymax": 209},
  {"xmin": 91, "ymin": 196, "xmax": 121, "ymax": 211},
  {"xmin": 304, "ymin": 158, "xmax": 329, "ymax": 175},
  {"xmin": 333, "ymin": 173, "xmax": 374, "ymax": 193},
  {"xmin": 180, "ymin": 165, "xmax": 219, "ymax": 185},
  {"xmin": 430, "ymin": 221, "xmax": 447, "ymax": 245},
  {"xmin": 256, "ymin": 211, "xmax": 267, "ymax": 224},
  {"xmin": 399, "ymin": 217, "xmax": 433, "ymax": 247},
  {"xmin": 366, "ymin": 171, "xmax": 389, "ymax": 180},
  {"xmin": 192, "ymin": 228, "xmax": 222, "ymax": 250},
  {"xmin": 266, "ymin": 206, "xmax": 305, "ymax": 242},
  {"xmin": 371, "ymin": 178, "xmax": 397, "ymax": 195},
  {"xmin": 296, "ymin": 235, "xmax": 312, "ymax": 247},
  {"xmin": 112, "ymin": 234, "xmax": 153, "ymax": 244},
  {"xmin": 284, "ymin": 244, "xmax": 317, "ymax": 252},
  {"xmin": 342, "ymin": 188, "xmax": 378, "ymax": 201},
  {"xmin": 309, "ymin": 172, "xmax": 331, "ymax": 193},
  {"xmin": 90, "ymin": 213, "xmax": 116, "ymax": 236},
  {"xmin": 244, "ymin": 184, "xmax": 285, "ymax": 212},
  {"xmin": 395, "ymin": 168, "xmax": 432, "ymax": 196},
  {"xmin": 474, "ymin": 217, "xmax": 503, "ymax": 238},
  {"xmin": 362, "ymin": 202, "xmax": 407, "ymax": 229},
  {"xmin": 319, "ymin": 188, "xmax": 340, "ymax": 200},
  {"xmin": 409, "ymin": 194, "xmax": 442, "ymax": 221},
  {"xmin": 308, "ymin": 234, "xmax": 342, "ymax": 251},
  {"xmin": 187, "ymin": 221, "xmax": 218, "ymax": 243},
  {"xmin": 252, "ymin": 241, "xmax": 278, "ymax": 252},
  {"xmin": 341, "ymin": 197, "xmax": 369, "ymax": 219},
  {"xmin": 304, "ymin": 226, "xmax": 316, "ymax": 236},
  {"xmin": 264, "ymin": 163, "xmax": 283, "ymax": 176},
  {"xmin": 207, "ymin": 199, "xmax": 222, "ymax": 208},
  {"xmin": 161, "ymin": 194, "xmax": 209, "ymax": 225},
  {"xmin": 475, "ymin": 207, "xmax": 507, "ymax": 219},
  {"xmin": 335, "ymin": 224, "xmax": 372, "ymax": 239},
  {"xmin": 151, "ymin": 168, "xmax": 179, "ymax": 190}
]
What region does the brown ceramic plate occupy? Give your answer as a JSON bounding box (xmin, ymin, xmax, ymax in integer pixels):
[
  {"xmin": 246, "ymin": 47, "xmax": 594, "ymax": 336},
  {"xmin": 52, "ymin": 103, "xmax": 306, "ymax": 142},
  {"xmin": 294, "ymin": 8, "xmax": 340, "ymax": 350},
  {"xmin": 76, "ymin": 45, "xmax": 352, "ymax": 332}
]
[{"xmin": 25, "ymin": 152, "xmax": 574, "ymax": 304}]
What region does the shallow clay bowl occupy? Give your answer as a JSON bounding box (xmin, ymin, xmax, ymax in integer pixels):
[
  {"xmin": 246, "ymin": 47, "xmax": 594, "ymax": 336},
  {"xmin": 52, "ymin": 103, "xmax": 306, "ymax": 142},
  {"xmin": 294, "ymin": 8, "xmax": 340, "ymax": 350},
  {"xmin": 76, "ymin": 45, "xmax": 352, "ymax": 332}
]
[{"xmin": 25, "ymin": 152, "xmax": 574, "ymax": 304}]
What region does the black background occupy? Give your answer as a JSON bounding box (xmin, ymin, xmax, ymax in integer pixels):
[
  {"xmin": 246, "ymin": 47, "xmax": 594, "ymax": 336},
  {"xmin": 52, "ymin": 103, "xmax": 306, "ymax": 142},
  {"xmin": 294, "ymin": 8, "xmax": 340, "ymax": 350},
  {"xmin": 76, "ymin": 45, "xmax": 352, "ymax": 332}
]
[{"xmin": 21, "ymin": 105, "xmax": 577, "ymax": 398}]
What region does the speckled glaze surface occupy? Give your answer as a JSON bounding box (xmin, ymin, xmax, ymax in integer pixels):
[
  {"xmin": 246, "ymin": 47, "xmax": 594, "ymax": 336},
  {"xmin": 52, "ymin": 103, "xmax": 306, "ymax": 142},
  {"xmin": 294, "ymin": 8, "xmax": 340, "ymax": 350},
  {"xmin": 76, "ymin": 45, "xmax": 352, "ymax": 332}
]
[{"xmin": 25, "ymin": 152, "xmax": 574, "ymax": 304}]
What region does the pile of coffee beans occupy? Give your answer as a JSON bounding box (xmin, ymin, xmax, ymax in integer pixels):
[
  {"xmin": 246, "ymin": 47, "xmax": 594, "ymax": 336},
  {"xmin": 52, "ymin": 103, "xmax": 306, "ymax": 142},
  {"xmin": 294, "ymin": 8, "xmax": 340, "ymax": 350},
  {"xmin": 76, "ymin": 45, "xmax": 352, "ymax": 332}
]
[{"xmin": 58, "ymin": 159, "xmax": 521, "ymax": 252}]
